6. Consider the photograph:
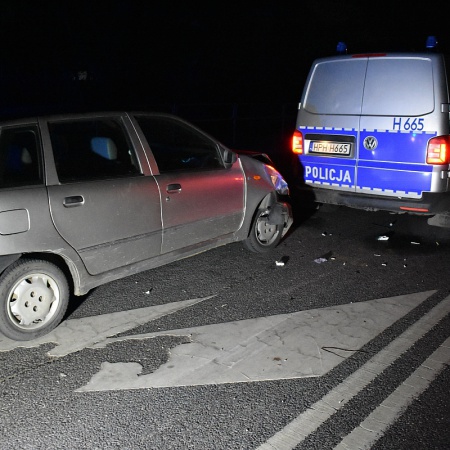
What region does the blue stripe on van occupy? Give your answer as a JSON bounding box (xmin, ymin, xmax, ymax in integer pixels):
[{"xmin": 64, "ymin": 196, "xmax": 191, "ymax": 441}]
[
  {"xmin": 359, "ymin": 129, "xmax": 435, "ymax": 164},
  {"xmin": 356, "ymin": 165, "xmax": 432, "ymax": 196},
  {"xmin": 298, "ymin": 126, "xmax": 436, "ymax": 197},
  {"xmin": 359, "ymin": 160, "xmax": 433, "ymax": 172},
  {"xmin": 298, "ymin": 126, "xmax": 356, "ymax": 133},
  {"xmin": 303, "ymin": 161, "xmax": 356, "ymax": 188}
]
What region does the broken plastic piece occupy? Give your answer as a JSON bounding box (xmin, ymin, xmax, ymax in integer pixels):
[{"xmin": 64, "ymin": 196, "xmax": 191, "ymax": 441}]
[
  {"xmin": 276, "ymin": 256, "xmax": 289, "ymax": 266},
  {"xmin": 314, "ymin": 257, "xmax": 328, "ymax": 264}
]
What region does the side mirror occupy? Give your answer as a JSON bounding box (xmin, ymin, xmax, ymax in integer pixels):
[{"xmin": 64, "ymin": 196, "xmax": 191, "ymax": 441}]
[{"xmin": 221, "ymin": 147, "xmax": 237, "ymax": 165}]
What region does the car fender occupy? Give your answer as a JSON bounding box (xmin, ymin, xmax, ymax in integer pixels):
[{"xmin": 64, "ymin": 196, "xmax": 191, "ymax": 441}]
[
  {"xmin": 0, "ymin": 254, "xmax": 21, "ymax": 275},
  {"xmin": 236, "ymin": 155, "xmax": 286, "ymax": 239}
]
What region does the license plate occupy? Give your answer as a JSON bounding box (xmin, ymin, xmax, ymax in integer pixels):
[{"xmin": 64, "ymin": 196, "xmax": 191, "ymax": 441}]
[{"xmin": 309, "ymin": 141, "xmax": 351, "ymax": 155}]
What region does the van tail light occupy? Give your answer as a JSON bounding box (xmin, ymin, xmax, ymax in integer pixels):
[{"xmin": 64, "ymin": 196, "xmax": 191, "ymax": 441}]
[
  {"xmin": 426, "ymin": 135, "xmax": 450, "ymax": 164},
  {"xmin": 292, "ymin": 130, "xmax": 304, "ymax": 154}
]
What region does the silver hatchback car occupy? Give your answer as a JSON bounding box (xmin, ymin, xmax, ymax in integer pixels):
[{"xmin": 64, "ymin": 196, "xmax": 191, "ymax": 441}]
[{"xmin": 0, "ymin": 112, "xmax": 293, "ymax": 341}]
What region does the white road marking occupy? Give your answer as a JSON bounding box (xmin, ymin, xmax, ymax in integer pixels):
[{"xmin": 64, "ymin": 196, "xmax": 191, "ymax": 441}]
[
  {"xmin": 257, "ymin": 291, "xmax": 449, "ymax": 450},
  {"xmin": 334, "ymin": 336, "xmax": 450, "ymax": 450},
  {"xmin": 75, "ymin": 290, "xmax": 434, "ymax": 392},
  {"xmin": 0, "ymin": 296, "xmax": 215, "ymax": 356}
]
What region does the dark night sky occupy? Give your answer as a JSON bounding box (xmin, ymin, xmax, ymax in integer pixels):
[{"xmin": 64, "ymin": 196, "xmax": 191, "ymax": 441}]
[{"xmin": 1, "ymin": 1, "xmax": 449, "ymax": 118}]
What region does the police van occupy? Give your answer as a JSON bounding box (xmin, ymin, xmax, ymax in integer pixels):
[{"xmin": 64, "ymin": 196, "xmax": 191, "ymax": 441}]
[{"xmin": 292, "ymin": 36, "xmax": 450, "ymax": 227}]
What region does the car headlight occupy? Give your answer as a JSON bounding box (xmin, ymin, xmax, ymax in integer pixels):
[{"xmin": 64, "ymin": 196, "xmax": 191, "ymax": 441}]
[{"xmin": 264, "ymin": 165, "xmax": 290, "ymax": 195}]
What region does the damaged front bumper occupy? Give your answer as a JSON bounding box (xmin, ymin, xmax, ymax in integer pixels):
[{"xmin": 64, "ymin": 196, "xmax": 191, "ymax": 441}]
[{"xmin": 268, "ymin": 200, "xmax": 294, "ymax": 237}]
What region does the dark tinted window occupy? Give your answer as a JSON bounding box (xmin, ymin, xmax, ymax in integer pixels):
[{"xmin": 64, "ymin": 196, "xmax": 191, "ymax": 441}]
[
  {"xmin": 49, "ymin": 118, "xmax": 140, "ymax": 183},
  {"xmin": 0, "ymin": 126, "xmax": 42, "ymax": 188},
  {"xmin": 135, "ymin": 116, "xmax": 223, "ymax": 173},
  {"xmin": 304, "ymin": 59, "xmax": 366, "ymax": 115},
  {"xmin": 363, "ymin": 57, "xmax": 434, "ymax": 115}
]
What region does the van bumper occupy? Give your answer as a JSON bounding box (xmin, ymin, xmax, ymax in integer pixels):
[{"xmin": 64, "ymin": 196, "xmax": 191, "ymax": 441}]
[{"xmin": 295, "ymin": 185, "xmax": 450, "ymax": 217}]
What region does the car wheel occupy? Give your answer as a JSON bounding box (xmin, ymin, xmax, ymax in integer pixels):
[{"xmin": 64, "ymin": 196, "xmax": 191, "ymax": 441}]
[
  {"xmin": 243, "ymin": 207, "xmax": 282, "ymax": 253},
  {"xmin": 0, "ymin": 259, "xmax": 69, "ymax": 341}
]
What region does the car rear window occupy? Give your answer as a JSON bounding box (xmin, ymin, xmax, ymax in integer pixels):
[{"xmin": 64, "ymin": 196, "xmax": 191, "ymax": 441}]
[
  {"xmin": 0, "ymin": 126, "xmax": 43, "ymax": 189},
  {"xmin": 49, "ymin": 118, "xmax": 141, "ymax": 183}
]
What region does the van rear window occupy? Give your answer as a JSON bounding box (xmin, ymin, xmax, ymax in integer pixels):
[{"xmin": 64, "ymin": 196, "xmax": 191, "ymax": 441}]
[
  {"xmin": 362, "ymin": 58, "xmax": 434, "ymax": 116},
  {"xmin": 303, "ymin": 59, "xmax": 366, "ymax": 115},
  {"xmin": 303, "ymin": 57, "xmax": 434, "ymax": 117}
]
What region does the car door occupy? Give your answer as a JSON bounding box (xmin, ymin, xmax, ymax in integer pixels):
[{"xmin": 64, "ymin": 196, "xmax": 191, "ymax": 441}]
[
  {"xmin": 132, "ymin": 114, "xmax": 245, "ymax": 254},
  {"xmin": 44, "ymin": 115, "xmax": 163, "ymax": 275}
]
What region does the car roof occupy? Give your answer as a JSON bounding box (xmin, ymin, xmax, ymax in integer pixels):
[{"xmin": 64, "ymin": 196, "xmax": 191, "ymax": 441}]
[{"xmin": 0, "ymin": 111, "xmax": 180, "ymax": 127}]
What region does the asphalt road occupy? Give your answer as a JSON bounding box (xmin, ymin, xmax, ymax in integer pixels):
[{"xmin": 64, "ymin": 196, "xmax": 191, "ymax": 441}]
[{"xmin": 1, "ymin": 202, "xmax": 450, "ymax": 449}]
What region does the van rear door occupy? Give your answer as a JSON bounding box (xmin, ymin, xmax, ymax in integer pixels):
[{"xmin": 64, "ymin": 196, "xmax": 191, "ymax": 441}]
[
  {"xmin": 357, "ymin": 56, "xmax": 437, "ymax": 199},
  {"xmin": 297, "ymin": 57, "xmax": 366, "ymax": 192}
]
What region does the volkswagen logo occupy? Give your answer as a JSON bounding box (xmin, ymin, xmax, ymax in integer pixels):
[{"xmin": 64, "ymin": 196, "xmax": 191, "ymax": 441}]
[{"xmin": 363, "ymin": 136, "xmax": 378, "ymax": 150}]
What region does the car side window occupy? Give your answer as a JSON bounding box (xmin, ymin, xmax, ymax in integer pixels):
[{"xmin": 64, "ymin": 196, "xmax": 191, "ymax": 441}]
[
  {"xmin": 135, "ymin": 116, "xmax": 223, "ymax": 173},
  {"xmin": 48, "ymin": 118, "xmax": 141, "ymax": 183},
  {"xmin": 0, "ymin": 126, "xmax": 43, "ymax": 188}
]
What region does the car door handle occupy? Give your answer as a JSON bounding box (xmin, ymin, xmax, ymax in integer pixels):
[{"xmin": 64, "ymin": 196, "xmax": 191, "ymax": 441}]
[
  {"xmin": 63, "ymin": 195, "xmax": 85, "ymax": 207},
  {"xmin": 166, "ymin": 183, "xmax": 182, "ymax": 194}
]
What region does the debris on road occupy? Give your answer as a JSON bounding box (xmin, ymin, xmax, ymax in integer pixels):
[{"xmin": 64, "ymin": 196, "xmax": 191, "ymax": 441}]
[
  {"xmin": 275, "ymin": 256, "xmax": 289, "ymax": 267},
  {"xmin": 314, "ymin": 257, "xmax": 328, "ymax": 264},
  {"xmin": 377, "ymin": 235, "xmax": 389, "ymax": 241},
  {"xmin": 314, "ymin": 251, "xmax": 334, "ymax": 264}
]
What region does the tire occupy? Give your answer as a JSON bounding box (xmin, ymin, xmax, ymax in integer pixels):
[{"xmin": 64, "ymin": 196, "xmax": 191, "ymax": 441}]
[
  {"xmin": 0, "ymin": 259, "xmax": 69, "ymax": 341},
  {"xmin": 243, "ymin": 207, "xmax": 283, "ymax": 253}
]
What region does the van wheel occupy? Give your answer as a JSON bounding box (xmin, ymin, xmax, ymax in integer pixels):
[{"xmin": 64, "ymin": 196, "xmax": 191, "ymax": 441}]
[
  {"xmin": 243, "ymin": 207, "xmax": 282, "ymax": 253},
  {"xmin": 0, "ymin": 259, "xmax": 69, "ymax": 341}
]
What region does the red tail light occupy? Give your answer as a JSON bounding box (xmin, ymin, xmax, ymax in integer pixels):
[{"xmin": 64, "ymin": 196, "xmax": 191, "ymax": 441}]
[
  {"xmin": 426, "ymin": 135, "xmax": 450, "ymax": 164},
  {"xmin": 292, "ymin": 130, "xmax": 304, "ymax": 154}
]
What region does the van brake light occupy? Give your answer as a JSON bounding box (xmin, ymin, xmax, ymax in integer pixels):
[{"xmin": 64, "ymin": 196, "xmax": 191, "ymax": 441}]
[
  {"xmin": 426, "ymin": 136, "xmax": 450, "ymax": 164},
  {"xmin": 292, "ymin": 131, "xmax": 304, "ymax": 154}
]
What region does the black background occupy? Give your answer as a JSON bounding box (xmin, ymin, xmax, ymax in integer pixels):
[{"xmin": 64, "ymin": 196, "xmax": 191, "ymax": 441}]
[{"xmin": 2, "ymin": 1, "xmax": 448, "ymax": 116}]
